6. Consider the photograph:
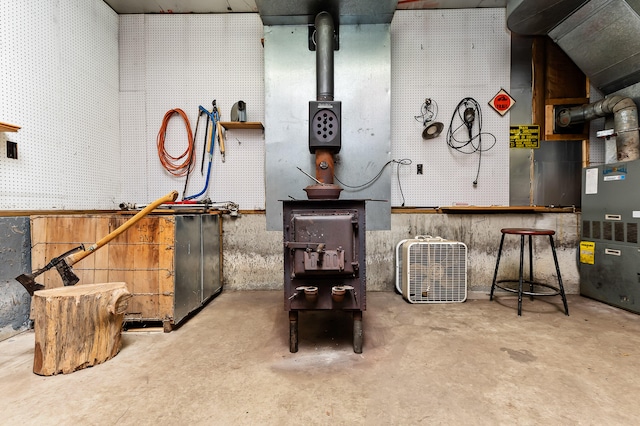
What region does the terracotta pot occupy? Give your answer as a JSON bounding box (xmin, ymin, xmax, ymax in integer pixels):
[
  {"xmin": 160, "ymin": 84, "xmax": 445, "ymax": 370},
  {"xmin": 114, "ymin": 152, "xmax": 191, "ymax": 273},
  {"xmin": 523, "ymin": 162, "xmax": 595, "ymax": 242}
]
[
  {"xmin": 332, "ymin": 286, "xmax": 346, "ymax": 303},
  {"xmin": 304, "ymin": 286, "xmax": 318, "ymax": 303}
]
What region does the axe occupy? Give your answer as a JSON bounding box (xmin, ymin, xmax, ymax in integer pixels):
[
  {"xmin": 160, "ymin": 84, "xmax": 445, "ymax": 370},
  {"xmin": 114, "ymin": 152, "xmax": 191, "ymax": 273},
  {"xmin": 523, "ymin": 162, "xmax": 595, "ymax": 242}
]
[{"xmin": 16, "ymin": 191, "xmax": 178, "ymax": 296}]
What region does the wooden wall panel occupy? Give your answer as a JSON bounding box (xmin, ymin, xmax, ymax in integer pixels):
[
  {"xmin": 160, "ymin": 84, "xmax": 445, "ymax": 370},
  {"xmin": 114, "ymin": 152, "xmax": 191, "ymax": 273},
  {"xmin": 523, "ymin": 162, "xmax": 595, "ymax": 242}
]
[{"xmin": 30, "ymin": 215, "xmax": 176, "ymax": 322}]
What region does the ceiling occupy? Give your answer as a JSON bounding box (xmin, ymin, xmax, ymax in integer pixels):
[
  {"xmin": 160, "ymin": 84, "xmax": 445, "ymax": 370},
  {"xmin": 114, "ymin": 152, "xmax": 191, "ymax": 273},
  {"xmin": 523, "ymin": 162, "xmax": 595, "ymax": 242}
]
[{"xmin": 102, "ymin": 0, "xmax": 507, "ymax": 14}]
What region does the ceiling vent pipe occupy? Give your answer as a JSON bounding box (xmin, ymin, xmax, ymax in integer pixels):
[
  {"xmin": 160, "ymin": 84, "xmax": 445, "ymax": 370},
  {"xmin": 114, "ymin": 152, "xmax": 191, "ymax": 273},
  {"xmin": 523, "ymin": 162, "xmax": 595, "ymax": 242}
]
[{"xmin": 556, "ymin": 96, "xmax": 640, "ymax": 162}]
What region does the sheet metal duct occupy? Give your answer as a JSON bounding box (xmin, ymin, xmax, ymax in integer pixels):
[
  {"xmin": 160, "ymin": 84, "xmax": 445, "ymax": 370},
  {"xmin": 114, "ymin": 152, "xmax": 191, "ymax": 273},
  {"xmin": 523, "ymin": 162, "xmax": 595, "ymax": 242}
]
[
  {"xmin": 506, "ymin": 0, "xmax": 589, "ymax": 35},
  {"xmin": 507, "ymin": 0, "xmax": 640, "ymax": 95},
  {"xmin": 548, "ymin": 0, "xmax": 640, "ymax": 95},
  {"xmin": 254, "ymin": 0, "xmax": 398, "ymax": 25}
]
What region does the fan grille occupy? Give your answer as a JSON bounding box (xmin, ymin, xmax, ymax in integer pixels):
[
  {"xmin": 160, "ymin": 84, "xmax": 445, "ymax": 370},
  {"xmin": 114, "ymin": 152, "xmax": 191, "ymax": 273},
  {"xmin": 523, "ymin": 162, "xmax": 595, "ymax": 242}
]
[{"xmin": 402, "ymin": 241, "xmax": 467, "ymax": 303}]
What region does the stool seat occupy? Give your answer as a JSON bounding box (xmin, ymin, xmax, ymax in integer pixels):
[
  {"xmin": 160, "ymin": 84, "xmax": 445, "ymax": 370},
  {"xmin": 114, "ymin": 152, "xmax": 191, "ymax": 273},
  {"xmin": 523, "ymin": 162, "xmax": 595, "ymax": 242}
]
[
  {"xmin": 501, "ymin": 228, "xmax": 555, "ymax": 236},
  {"xmin": 490, "ymin": 228, "xmax": 569, "ymax": 316}
]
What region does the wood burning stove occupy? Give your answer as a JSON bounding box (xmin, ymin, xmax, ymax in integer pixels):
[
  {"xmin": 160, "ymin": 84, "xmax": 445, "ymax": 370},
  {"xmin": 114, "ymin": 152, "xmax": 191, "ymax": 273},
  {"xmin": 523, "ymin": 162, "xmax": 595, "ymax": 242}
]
[
  {"xmin": 281, "ymin": 11, "xmax": 368, "ymax": 353},
  {"xmin": 283, "ymin": 199, "xmax": 366, "ymax": 353}
]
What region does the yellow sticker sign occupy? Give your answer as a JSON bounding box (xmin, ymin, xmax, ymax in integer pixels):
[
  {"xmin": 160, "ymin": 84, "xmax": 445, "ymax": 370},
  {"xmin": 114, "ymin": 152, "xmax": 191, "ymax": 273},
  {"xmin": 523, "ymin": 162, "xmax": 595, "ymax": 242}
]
[
  {"xmin": 510, "ymin": 125, "xmax": 540, "ymax": 148},
  {"xmin": 580, "ymin": 241, "xmax": 595, "ymax": 264}
]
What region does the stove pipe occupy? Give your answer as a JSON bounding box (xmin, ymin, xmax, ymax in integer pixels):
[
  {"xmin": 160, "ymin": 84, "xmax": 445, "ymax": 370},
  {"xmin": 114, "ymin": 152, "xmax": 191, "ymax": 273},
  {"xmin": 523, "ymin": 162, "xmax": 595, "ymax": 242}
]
[
  {"xmin": 556, "ymin": 96, "xmax": 640, "ymax": 163},
  {"xmin": 305, "ymin": 12, "xmax": 342, "ymax": 198},
  {"xmin": 315, "ymin": 11, "xmax": 334, "ymax": 102}
]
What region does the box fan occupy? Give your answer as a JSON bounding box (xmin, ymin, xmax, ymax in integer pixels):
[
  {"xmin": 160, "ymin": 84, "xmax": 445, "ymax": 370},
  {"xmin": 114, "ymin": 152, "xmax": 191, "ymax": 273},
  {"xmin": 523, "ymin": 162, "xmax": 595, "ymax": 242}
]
[{"xmin": 395, "ymin": 236, "xmax": 467, "ymax": 303}]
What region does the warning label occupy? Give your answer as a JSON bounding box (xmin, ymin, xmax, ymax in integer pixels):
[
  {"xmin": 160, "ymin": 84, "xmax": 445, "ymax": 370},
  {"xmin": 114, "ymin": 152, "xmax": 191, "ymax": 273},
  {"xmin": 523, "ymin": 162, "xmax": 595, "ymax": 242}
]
[
  {"xmin": 579, "ymin": 241, "xmax": 595, "ymax": 265},
  {"xmin": 510, "ymin": 125, "xmax": 540, "ymax": 148},
  {"xmin": 489, "ymin": 89, "xmax": 516, "ymax": 116}
]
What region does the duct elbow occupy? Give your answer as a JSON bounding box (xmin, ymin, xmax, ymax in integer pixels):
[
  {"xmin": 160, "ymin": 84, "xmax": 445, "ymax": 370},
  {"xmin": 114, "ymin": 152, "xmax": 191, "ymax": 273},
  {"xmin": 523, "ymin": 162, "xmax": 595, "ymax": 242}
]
[{"xmin": 611, "ymin": 96, "xmax": 637, "ymax": 114}]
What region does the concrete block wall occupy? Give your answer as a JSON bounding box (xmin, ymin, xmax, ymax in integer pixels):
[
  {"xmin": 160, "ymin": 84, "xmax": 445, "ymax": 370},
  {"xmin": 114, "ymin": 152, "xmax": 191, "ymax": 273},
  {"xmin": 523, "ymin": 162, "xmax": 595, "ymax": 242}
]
[
  {"xmin": 222, "ymin": 212, "xmax": 580, "ymax": 296},
  {"xmin": 0, "ymin": 218, "xmax": 31, "ymax": 340},
  {"xmin": 0, "ymin": 211, "xmax": 579, "ymax": 341}
]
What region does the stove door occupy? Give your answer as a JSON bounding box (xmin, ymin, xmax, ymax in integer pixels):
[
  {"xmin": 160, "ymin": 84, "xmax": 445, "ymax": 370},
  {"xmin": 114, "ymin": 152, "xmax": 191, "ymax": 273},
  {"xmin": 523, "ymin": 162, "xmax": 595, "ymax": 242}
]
[{"xmin": 290, "ymin": 213, "xmax": 358, "ymax": 276}]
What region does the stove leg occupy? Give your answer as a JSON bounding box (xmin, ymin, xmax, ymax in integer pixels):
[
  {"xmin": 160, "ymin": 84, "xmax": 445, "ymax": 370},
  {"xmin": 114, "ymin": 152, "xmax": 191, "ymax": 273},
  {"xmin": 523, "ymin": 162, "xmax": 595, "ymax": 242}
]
[
  {"xmin": 353, "ymin": 311, "xmax": 363, "ymax": 354},
  {"xmin": 289, "ymin": 311, "xmax": 298, "ymax": 353}
]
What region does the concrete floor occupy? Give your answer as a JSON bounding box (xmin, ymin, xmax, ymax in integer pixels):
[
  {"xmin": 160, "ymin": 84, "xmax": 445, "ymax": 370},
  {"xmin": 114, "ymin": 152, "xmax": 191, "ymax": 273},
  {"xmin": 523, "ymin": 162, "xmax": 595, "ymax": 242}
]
[{"xmin": 2, "ymin": 290, "xmax": 640, "ymax": 425}]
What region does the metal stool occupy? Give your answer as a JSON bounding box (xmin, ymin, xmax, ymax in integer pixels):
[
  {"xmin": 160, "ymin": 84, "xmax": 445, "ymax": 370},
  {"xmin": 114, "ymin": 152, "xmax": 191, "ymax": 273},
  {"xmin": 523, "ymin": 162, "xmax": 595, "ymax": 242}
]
[{"xmin": 490, "ymin": 228, "xmax": 569, "ymax": 316}]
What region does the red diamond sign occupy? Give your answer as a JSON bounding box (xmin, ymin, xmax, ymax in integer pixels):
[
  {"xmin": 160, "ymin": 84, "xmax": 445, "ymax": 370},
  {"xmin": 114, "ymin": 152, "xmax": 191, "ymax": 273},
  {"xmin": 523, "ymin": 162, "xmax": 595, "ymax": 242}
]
[{"xmin": 489, "ymin": 89, "xmax": 515, "ymax": 116}]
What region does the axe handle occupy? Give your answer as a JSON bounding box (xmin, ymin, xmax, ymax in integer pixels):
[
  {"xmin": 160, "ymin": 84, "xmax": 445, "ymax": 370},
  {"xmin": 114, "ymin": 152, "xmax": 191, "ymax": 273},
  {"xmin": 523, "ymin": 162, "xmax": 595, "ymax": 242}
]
[{"xmin": 65, "ymin": 190, "xmax": 179, "ymax": 266}]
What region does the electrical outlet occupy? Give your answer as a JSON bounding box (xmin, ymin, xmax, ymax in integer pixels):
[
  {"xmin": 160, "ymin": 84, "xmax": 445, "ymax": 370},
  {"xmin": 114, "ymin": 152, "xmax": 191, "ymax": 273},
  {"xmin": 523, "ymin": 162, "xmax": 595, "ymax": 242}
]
[
  {"xmin": 7, "ymin": 141, "xmax": 17, "ymax": 159},
  {"xmin": 417, "ymin": 164, "xmax": 423, "ymax": 175}
]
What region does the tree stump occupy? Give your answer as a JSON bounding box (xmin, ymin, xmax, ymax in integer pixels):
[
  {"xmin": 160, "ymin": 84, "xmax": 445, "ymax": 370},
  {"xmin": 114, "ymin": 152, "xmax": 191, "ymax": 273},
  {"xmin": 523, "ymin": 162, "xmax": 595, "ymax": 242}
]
[{"xmin": 32, "ymin": 282, "xmax": 131, "ymax": 376}]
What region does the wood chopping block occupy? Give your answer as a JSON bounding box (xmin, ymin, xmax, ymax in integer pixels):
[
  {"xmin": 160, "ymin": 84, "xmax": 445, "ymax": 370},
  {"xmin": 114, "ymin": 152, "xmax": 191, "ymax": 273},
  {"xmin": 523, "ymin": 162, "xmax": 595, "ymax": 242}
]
[{"xmin": 31, "ymin": 282, "xmax": 131, "ymax": 376}]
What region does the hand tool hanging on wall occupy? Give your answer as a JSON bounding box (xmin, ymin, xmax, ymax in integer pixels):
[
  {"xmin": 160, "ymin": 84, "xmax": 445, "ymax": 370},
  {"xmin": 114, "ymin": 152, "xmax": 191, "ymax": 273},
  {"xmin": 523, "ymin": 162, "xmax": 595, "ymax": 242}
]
[
  {"xmin": 200, "ymin": 104, "xmax": 212, "ymax": 175},
  {"xmin": 185, "ymin": 100, "xmax": 219, "ymax": 200},
  {"xmin": 217, "ymin": 121, "xmax": 225, "ymax": 162},
  {"xmin": 182, "ymin": 107, "xmax": 207, "ymax": 199},
  {"xmin": 15, "ymin": 191, "xmax": 179, "ymax": 296}
]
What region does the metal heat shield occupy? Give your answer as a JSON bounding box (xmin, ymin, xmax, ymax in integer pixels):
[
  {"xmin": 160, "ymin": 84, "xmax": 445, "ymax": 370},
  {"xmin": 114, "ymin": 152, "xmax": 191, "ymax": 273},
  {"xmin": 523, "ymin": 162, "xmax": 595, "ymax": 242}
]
[{"xmin": 264, "ymin": 24, "xmax": 391, "ymax": 231}]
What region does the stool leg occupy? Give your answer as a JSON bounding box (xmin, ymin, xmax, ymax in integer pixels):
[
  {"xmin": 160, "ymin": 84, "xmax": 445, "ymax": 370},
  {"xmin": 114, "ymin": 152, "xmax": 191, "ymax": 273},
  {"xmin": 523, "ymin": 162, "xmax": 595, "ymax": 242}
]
[
  {"xmin": 528, "ymin": 234, "xmax": 534, "ymax": 300},
  {"xmin": 518, "ymin": 235, "xmax": 525, "ymax": 316},
  {"xmin": 490, "ymin": 233, "xmax": 506, "ymax": 301},
  {"xmin": 549, "ymin": 235, "xmax": 569, "ymax": 316}
]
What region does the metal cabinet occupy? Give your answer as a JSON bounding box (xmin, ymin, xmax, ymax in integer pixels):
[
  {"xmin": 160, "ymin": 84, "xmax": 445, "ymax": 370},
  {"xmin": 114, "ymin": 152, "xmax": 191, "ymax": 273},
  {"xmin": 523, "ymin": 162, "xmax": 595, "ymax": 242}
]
[
  {"xmin": 580, "ymin": 160, "xmax": 640, "ymax": 313},
  {"xmin": 174, "ymin": 214, "xmax": 222, "ymax": 325}
]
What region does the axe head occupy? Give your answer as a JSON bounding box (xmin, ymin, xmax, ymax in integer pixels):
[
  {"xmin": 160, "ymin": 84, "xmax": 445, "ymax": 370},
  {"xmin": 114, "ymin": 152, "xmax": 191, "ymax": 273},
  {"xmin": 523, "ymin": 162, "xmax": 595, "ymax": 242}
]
[
  {"xmin": 55, "ymin": 259, "xmax": 80, "ymax": 287},
  {"xmin": 14, "ymin": 244, "xmax": 84, "ymax": 296},
  {"xmin": 15, "ymin": 273, "xmax": 45, "ymax": 296}
]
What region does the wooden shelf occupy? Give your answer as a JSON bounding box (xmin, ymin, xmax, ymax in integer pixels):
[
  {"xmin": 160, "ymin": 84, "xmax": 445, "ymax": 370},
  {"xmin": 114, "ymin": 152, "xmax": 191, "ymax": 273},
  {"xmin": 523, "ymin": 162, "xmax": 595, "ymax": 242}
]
[
  {"xmin": 393, "ymin": 206, "xmax": 577, "ymax": 214},
  {"xmin": 438, "ymin": 206, "xmax": 577, "ymax": 214},
  {"xmin": 0, "ymin": 121, "xmax": 20, "ymax": 132},
  {"xmin": 219, "ymin": 121, "xmax": 263, "ymax": 130}
]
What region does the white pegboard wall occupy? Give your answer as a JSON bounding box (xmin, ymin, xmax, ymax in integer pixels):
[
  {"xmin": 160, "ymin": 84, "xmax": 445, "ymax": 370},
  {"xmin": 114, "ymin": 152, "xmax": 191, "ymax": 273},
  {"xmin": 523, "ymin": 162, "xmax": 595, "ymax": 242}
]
[
  {"xmin": 119, "ymin": 14, "xmax": 265, "ymax": 208},
  {"xmin": 390, "ymin": 9, "xmax": 511, "ymax": 207},
  {"xmin": 119, "ymin": 15, "xmax": 145, "ymax": 93},
  {"xmin": 59, "ymin": 0, "xmax": 120, "ymax": 208},
  {"xmin": 0, "ymin": 0, "xmax": 119, "ymax": 210},
  {"xmin": 3, "ymin": 7, "xmax": 513, "ymax": 211}
]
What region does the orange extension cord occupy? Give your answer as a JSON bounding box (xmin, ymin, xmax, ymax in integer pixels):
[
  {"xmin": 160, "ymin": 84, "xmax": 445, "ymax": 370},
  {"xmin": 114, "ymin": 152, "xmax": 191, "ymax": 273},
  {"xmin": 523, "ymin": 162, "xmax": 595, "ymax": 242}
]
[{"xmin": 157, "ymin": 108, "xmax": 195, "ymax": 176}]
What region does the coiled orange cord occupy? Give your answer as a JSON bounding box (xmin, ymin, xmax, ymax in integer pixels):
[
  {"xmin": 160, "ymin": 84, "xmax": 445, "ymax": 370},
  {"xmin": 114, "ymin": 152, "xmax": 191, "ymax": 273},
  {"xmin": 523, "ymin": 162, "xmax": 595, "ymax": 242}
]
[{"xmin": 157, "ymin": 108, "xmax": 195, "ymax": 176}]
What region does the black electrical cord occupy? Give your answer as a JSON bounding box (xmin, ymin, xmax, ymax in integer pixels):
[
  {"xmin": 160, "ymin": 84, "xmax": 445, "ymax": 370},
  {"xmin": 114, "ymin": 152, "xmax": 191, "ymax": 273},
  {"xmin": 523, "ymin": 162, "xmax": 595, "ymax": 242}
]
[
  {"xmin": 446, "ymin": 97, "xmax": 497, "ymax": 186},
  {"xmin": 414, "ymin": 98, "xmax": 438, "ymax": 126},
  {"xmin": 334, "ymin": 158, "xmax": 412, "ymax": 206}
]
